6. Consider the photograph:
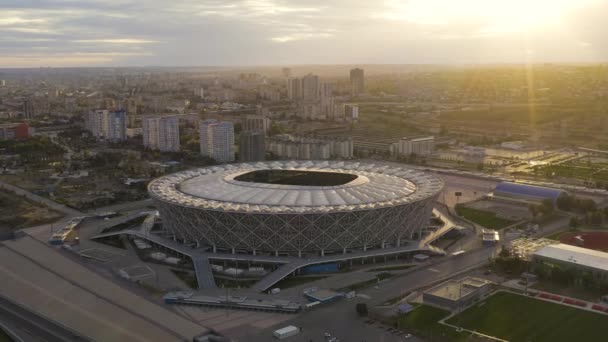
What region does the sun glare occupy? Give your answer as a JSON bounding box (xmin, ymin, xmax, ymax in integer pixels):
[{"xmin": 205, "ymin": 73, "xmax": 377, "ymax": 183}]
[{"xmin": 383, "ymin": 0, "xmax": 594, "ymax": 33}]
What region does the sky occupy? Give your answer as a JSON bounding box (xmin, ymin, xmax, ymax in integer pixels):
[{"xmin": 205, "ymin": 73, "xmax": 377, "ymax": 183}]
[{"xmin": 1, "ymin": 0, "xmax": 608, "ymax": 67}]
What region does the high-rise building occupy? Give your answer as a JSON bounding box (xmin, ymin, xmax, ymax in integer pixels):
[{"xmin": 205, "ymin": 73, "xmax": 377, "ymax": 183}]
[
  {"xmin": 301, "ymin": 74, "xmax": 320, "ymax": 100},
  {"xmin": 350, "ymin": 68, "xmax": 365, "ymax": 96},
  {"xmin": 143, "ymin": 116, "xmax": 180, "ymax": 152},
  {"xmin": 22, "ymin": 98, "xmax": 34, "ymax": 119},
  {"xmin": 281, "ymin": 67, "xmax": 292, "ymax": 78},
  {"xmin": 243, "ymin": 115, "xmax": 271, "ymax": 134},
  {"xmin": 239, "ymin": 130, "xmax": 265, "ymax": 162},
  {"xmin": 106, "ymin": 110, "xmax": 127, "ymax": 142},
  {"xmin": 344, "ymin": 104, "xmax": 359, "ymax": 122},
  {"xmin": 200, "ymin": 119, "xmax": 234, "ymax": 163},
  {"xmin": 84, "ymin": 110, "xmax": 127, "ymax": 142},
  {"xmin": 287, "ymin": 77, "xmax": 302, "ymax": 100}
]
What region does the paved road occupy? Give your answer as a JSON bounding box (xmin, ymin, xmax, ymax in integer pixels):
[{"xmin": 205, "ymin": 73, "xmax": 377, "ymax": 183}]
[
  {"xmin": 0, "ymin": 295, "xmax": 90, "ymax": 342},
  {"xmin": 247, "ymin": 245, "xmax": 500, "ymax": 342}
]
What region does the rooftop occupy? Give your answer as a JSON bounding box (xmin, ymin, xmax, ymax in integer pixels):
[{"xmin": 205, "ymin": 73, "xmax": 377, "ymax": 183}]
[
  {"xmin": 534, "ymin": 243, "xmax": 608, "ymax": 272},
  {"xmin": 148, "ymin": 161, "xmax": 443, "ymax": 214},
  {"xmin": 495, "ymin": 182, "xmax": 567, "ymax": 200},
  {"xmin": 425, "ymin": 277, "xmax": 491, "ymax": 301}
]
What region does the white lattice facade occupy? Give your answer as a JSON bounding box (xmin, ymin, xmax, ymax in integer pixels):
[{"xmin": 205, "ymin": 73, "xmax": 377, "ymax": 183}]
[{"xmin": 149, "ymin": 161, "xmax": 442, "ymax": 258}]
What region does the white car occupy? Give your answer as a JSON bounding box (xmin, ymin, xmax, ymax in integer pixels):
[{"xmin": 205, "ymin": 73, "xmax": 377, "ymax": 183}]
[{"xmin": 404, "ymin": 333, "xmax": 412, "ymax": 339}]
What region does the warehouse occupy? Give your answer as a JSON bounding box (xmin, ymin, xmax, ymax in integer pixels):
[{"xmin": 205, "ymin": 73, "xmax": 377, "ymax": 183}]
[{"xmin": 491, "ymin": 182, "xmax": 568, "ymax": 204}]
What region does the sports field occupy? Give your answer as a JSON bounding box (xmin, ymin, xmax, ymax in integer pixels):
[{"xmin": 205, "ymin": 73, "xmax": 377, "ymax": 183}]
[
  {"xmin": 455, "ymin": 206, "xmax": 515, "ymax": 229},
  {"xmin": 447, "ymin": 291, "xmax": 608, "ymax": 342}
]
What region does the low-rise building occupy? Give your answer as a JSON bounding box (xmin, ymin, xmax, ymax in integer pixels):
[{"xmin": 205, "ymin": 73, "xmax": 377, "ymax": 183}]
[
  {"xmin": 423, "ymin": 277, "xmax": 492, "ymax": 310},
  {"xmin": 533, "ymin": 243, "xmax": 608, "ymax": 281},
  {"xmin": 391, "ymin": 136, "xmax": 435, "ymax": 157},
  {"xmin": 0, "ymin": 122, "xmax": 31, "ymax": 140}
]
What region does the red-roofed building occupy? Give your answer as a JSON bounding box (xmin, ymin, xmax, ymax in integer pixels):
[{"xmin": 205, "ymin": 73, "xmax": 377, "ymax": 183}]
[{"xmin": 0, "ymin": 122, "xmax": 31, "ymax": 140}]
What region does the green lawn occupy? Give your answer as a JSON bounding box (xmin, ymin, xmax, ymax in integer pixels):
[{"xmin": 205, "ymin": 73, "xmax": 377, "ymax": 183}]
[
  {"xmin": 447, "ymin": 291, "xmax": 608, "ymax": 342},
  {"xmin": 396, "ymin": 305, "xmax": 467, "ymax": 341},
  {"xmin": 456, "ymin": 206, "xmax": 515, "ymax": 229}
]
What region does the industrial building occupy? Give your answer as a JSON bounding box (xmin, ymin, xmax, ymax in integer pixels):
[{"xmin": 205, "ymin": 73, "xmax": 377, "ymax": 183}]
[
  {"xmin": 533, "ymin": 244, "xmax": 608, "ymax": 281},
  {"xmin": 148, "ymin": 160, "xmax": 442, "ymax": 258},
  {"xmin": 423, "ymin": 277, "xmax": 492, "ymax": 310},
  {"xmin": 491, "ymin": 182, "xmax": 568, "ymax": 204}
]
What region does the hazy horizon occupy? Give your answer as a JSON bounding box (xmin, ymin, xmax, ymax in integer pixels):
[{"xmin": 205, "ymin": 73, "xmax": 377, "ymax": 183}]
[{"xmin": 2, "ymin": 0, "xmax": 608, "ymax": 68}]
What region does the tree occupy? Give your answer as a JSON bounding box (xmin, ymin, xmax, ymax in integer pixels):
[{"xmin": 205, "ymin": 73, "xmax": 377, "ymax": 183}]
[
  {"xmin": 569, "ymin": 217, "xmax": 580, "ymax": 228},
  {"xmin": 356, "ymin": 303, "xmax": 368, "ymax": 316},
  {"xmin": 529, "ymin": 205, "xmax": 539, "ymax": 219},
  {"xmin": 538, "ymin": 199, "xmax": 555, "ymax": 216}
]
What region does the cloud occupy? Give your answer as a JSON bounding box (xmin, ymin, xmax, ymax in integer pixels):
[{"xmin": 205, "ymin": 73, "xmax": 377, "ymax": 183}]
[
  {"xmin": 0, "ymin": 0, "xmax": 607, "ymax": 67},
  {"xmin": 72, "ymin": 39, "xmax": 160, "ymax": 44}
]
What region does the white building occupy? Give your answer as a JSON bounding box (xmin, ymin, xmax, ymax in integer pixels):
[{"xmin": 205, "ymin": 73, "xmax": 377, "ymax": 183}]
[
  {"xmin": 200, "ymin": 119, "xmax": 234, "ymax": 163},
  {"xmin": 143, "ymin": 116, "xmax": 180, "ymax": 152},
  {"xmin": 84, "ymin": 110, "xmax": 127, "ymax": 142},
  {"xmin": 392, "ymin": 136, "xmax": 435, "ymax": 157}
]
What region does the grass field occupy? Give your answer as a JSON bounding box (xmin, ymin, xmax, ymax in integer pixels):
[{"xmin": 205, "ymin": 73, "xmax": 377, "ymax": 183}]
[
  {"xmin": 396, "ymin": 305, "xmax": 467, "ymax": 341},
  {"xmin": 456, "ymin": 206, "xmax": 515, "ymax": 229},
  {"xmin": 0, "ymin": 189, "xmax": 63, "ymax": 231},
  {"xmin": 447, "ymin": 291, "xmax": 608, "ymax": 342}
]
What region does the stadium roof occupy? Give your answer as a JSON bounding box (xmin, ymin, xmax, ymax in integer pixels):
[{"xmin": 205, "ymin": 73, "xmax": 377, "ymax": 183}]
[
  {"xmin": 494, "ymin": 182, "xmax": 566, "ymax": 200},
  {"xmin": 534, "ymin": 244, "xmax": 608, "ymax": 272},
  {"xmin": 148, "ymin": 161, "xmax": 443, "ymax": 214}
]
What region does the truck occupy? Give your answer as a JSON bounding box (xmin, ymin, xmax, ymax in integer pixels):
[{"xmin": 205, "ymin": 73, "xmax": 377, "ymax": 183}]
[{"xmin": 273, "ymin": 325, "xmax": 300, "ymax": 339}]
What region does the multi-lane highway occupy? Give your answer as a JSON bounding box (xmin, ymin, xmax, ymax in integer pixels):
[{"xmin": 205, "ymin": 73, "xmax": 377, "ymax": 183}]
[{"xmin": 0, "ymin": 295, "xmax": 90, "ymax": 342}]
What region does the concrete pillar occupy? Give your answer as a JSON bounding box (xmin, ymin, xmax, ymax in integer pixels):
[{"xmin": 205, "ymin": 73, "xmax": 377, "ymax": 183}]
[
  {"xmin": 343, "ymin": 248, "xmax": 346, "ymax": 254},
  {"xmin": 275, "ymin": 251, "xmax": 279, "ymax": 257},
  {"xmin": 397, "ymin": 238, "xmax": 401, "ymax": 247},
  {"xmin": 321, "ymin": 250, "xmax": 325, "ymax": 257},
  {"xmin": 298, "ymin": 250, "xmax": 302, "ymax": 258},
  {"xmin": 231, "ymin": 248, "xmax": 235, "ymax": 254},
  {"xmin": 213, "ymin": 245, "xmax": 217, "ymax": 253},
  {"xmin": 252, "ymin": 250, "xmax": 256, "ymax": 256}
]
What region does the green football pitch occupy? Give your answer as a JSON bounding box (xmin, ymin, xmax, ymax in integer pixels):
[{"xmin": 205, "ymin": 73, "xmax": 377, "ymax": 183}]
[{"xmin": 447, "ymin": 291, "xmax": 608, "ymax": 342}]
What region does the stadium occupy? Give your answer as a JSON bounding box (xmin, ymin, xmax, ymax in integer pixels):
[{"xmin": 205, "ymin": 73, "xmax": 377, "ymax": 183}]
[{"xmin": 148, "ymin": 161, "xmax": 443, "ymax": 258}]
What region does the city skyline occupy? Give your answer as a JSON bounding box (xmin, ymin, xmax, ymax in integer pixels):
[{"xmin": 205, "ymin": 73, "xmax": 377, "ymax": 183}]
[{"xmin": 2, "ymin": 0, "xmax": 608, "ymax": 67}]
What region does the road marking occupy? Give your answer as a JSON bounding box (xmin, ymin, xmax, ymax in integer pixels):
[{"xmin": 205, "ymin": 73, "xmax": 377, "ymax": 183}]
[{"xmin": 428, "ymin": 268, "xmax": 440, "ymax": 273}]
